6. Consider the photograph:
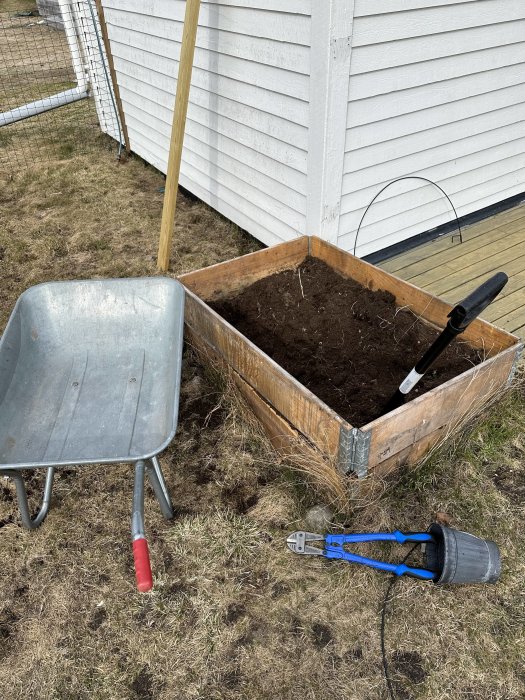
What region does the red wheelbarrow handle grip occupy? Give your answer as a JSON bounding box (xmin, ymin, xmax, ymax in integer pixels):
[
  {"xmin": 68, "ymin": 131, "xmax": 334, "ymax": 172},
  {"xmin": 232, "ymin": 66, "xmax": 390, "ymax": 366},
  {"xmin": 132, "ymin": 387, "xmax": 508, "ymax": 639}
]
[{"xmin": 133, "ymin": 538, "xmax": 153, "ymax": 592}]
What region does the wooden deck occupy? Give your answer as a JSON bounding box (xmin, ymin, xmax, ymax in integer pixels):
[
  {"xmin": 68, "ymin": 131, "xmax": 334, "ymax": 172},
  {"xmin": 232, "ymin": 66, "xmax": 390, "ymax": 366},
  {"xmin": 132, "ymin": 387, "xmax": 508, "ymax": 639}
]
[{"xmin": 380, "ymin": 202, "xmax": 525, "ymax": 339}]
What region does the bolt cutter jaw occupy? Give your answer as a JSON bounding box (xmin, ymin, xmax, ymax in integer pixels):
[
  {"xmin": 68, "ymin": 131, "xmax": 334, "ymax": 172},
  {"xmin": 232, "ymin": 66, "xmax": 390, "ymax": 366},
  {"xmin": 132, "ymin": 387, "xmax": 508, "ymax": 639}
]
[{"xmin": 286, "ymin": 531, "xmax": 325, "ymax": 556}]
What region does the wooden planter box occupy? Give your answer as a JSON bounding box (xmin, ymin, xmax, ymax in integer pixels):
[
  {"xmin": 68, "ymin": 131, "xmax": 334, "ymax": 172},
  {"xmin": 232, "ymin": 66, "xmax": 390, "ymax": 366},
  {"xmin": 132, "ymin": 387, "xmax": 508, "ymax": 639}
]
[{"xmin": 178, "ymin": 237, "xmax": 522, "ymax": 478}]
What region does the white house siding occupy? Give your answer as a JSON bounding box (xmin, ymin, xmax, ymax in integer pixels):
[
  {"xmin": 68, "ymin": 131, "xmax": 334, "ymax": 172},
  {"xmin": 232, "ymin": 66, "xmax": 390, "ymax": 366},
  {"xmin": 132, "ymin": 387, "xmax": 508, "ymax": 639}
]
[
  {"xmin": 96, "ymin": 0, "xmax": 525, "ymax": 258},
  {"xmin": 101, "ymin": 0, "xmax": 311, "ymax": 246},
  {"xmin": 339, "ymin": 0, "xmax": 525, "ymax": 257}
]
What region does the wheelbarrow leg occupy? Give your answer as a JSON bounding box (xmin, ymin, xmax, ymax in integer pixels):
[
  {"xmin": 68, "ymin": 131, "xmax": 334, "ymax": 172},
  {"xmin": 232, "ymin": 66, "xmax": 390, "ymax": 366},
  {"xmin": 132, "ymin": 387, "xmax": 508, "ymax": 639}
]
[
  {"xmin": 0, "ymin": 467, "xmax": 55, "ymax": 529},
  {"xmin": 146, "ymin": 456, "xmax": 174, "ymax": 520}
]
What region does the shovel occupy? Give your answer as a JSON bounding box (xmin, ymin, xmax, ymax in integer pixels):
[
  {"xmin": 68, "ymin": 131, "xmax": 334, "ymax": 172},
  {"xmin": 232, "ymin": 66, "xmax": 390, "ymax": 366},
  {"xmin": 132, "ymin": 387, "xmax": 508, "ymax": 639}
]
[{"xmin": 379, "ymin": 271, "xmax": 508, "ymax": 417}]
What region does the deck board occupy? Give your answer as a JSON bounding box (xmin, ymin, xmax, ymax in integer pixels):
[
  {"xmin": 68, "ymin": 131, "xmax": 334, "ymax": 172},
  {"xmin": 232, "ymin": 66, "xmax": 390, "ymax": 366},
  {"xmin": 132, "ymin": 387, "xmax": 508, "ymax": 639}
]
[
  {"xmin": 379, "ymin": 202, "xmax": 525, "ymax": 337},
  {"xmin": 381, "ymin": 205, "xmax": 525, "ymax": 274}
]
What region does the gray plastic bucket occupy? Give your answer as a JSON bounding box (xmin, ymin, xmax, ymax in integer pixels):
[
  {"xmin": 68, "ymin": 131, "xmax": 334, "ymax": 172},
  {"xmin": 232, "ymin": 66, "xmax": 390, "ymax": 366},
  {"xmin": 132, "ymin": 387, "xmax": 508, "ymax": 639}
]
[{"xmin": 425, "ymin": 523, "xmax": 501, "ymax": 585}]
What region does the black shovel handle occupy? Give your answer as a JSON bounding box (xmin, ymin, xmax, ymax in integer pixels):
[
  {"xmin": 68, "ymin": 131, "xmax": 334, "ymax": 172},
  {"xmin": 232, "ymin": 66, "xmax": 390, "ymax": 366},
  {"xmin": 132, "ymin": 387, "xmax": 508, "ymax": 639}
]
[
  {"xmin": 415, "ymin": 271, "xmax": 508, "ymax": 374},
  {"xmin": 449, "ymin": 271, "xmax": 508, "ymax": 331}
]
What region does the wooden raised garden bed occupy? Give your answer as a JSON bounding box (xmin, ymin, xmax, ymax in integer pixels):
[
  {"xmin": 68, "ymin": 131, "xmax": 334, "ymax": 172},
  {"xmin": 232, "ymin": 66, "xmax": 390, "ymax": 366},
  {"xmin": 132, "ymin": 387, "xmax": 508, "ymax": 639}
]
[{"xmin": 178, "ymin": 237, "xmax": 522, "ymax": 478}]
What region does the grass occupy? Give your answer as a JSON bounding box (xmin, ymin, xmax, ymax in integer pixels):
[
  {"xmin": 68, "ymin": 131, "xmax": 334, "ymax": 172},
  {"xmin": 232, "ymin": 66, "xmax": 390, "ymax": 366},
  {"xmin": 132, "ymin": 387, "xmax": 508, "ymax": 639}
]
[
  {"xmin": 2, "ymin": 1, "xmax": 37, "ymax": 13},
  {"xmin": 1, "ymin": 16, "xmax": 525, "ymax": 700}
]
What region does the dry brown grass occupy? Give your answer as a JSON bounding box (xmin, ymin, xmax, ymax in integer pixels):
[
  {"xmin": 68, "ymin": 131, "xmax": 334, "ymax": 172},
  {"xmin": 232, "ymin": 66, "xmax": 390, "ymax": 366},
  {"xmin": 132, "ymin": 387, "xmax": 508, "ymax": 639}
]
[
  {"xmin": 2, "ymin": 373, "xmax": 525, "ymax": 700},
  {"xmin": 0, "ymin": 140, "xmax": 261, "ymax": 326},
  {"xmin": 2, "ymin": 1, "xmax": 37, "ymax": 13},
  {"xmin": 1, "ymin": 27, "xmax": 525, "ymax": 699}
]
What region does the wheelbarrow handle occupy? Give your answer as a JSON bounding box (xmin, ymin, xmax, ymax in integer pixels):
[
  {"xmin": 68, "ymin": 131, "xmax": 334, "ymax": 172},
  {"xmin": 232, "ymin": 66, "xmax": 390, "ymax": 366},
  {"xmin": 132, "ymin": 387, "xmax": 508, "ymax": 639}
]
[
  {"xmin": 132, "ymin": 461, "xmax": 153, "ymax": 592},
  {"xmin": 133, "ymin": 538, "xmax": 153, "ymax": 592}
]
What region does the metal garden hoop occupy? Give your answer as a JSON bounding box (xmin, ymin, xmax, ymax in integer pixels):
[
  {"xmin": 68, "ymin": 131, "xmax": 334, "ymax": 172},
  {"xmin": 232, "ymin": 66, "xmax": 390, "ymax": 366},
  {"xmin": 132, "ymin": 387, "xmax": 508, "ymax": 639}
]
[{"xmin": 353, "ymin": 176, "xmax": 464, "ymax": 257}]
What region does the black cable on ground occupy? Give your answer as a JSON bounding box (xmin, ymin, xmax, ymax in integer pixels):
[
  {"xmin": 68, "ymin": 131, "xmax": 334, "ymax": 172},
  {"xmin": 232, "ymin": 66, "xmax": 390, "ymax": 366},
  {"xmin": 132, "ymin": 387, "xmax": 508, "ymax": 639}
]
[{"xmin": 380, "ymin": 543, "xmax": 421, "ymax": 700}]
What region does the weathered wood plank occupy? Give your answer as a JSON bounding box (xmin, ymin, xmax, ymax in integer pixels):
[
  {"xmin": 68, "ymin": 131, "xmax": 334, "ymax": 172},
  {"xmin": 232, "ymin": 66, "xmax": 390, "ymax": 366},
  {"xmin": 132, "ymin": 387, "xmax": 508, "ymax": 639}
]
[
  {"xmin": 189, "ymin": 332, "xmax": 350, "ymax": 499},
  {"xmin": 490, "ymin": 304, "xmax": 525, "ymax": 334},
  {"xmin": 95, "ymin": 0, "xmax": 130, "ymax": 153},
  {"xmin": 236, "ymin": 378, "xmax": 352, "ymax": 502},
  {"xmin": 187, "ymin": 330, "xmax": 303, "ymax": 449},
  {"xmin": 372, "ymin": 425, "xmax": 448, "ymax": 478},
  {"xmin": 428, "ymin": 255, "xmax": 525, "ymax": 304},
  {"xmin": 179, "ymin": 236, "xmax": 308, "ymax": 300},
  {"xmin": 381, "ymin": 204, "xmax": 525, "ymax": 274},
  {"xmin": 484, "ymin": 275, "xmax": 525, "ymax": 322},
  {"xmin": 363, "ymin": 344, "xmax": 519, "ymax": 467},
  {"xmin": 420, "ymin": 247, "xmax": 525, "ymax": 298},
  {"xmin": 405, "ymin": 219, "xmax": 525, "ymax": 285},
  {"xmin": 311, "ymin": 237, "xmax": 518, "ymax": 356}
]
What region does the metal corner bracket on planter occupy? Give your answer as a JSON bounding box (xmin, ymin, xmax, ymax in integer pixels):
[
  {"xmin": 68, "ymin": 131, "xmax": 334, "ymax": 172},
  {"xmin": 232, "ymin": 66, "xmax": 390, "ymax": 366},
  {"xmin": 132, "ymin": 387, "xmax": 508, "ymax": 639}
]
[{"xmin": 338, "ymin": 425, "xmax": 371, "ymax": 478}]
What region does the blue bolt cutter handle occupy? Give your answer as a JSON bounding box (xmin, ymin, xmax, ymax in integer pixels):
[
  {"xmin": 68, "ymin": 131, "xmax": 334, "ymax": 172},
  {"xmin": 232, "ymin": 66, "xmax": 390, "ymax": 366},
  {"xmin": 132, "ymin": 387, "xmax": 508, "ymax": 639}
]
[
  {"xmin": 326, "ymin": 531, "xmax": 432, "ymax": 546},
  {"xmin": 286, "ymin": 530, "xmax": 435, "ymax": 580}
]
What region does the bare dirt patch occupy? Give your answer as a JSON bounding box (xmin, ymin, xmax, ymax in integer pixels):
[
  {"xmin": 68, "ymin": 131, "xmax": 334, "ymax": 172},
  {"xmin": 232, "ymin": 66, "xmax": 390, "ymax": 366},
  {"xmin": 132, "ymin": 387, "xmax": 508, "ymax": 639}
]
[
  {"xmin": 491, "ymin": 462, "xmax": 525, "ymax": 503},
  {"xmin": 489, "ymin": 435, "xmax": 525, "ymax": 503},
  {"xmin": 392, "ymin": 650, "xmax": 427, "ymax": 685}
]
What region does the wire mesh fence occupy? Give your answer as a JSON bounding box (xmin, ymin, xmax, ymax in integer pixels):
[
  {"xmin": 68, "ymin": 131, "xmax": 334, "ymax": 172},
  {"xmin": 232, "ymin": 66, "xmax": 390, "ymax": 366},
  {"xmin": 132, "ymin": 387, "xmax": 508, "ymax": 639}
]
[{"xmin": 0, "ymin": 0, "xmax": 123, "ymax": 175}]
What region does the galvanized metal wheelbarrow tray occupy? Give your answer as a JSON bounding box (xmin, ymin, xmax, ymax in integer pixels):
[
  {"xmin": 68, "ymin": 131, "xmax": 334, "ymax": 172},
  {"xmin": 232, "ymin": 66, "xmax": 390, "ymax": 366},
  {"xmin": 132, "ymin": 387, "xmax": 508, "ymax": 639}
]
[{"xmin": 0, "ymin": 277, "xmax": 184, "ymax": 592}]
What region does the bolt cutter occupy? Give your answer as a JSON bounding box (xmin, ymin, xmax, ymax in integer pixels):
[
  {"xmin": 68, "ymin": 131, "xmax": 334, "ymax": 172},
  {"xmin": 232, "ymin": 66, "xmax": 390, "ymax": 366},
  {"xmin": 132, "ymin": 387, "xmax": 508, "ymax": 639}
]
[{"xmin": 287, "ymin": 530, "xmax": 436, "ymax": 580}]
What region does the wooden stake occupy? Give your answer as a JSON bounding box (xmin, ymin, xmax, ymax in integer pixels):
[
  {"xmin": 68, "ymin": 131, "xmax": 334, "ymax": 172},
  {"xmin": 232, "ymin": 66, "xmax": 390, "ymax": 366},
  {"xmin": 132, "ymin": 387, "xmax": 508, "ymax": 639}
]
[
  {"xmin": 94, "ymin": 0, "xmax": 130, "ymax": 153},
  {"xmin": 157, "ymin": 0, "xmax": 201, "ymax": 272}
]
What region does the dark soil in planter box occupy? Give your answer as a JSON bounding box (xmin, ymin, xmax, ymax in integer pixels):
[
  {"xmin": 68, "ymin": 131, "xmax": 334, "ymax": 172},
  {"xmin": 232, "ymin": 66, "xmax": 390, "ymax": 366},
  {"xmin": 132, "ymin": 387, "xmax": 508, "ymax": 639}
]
[{"xmin": 210, "ymin": 257, "xmax": 482, "ymax": 427}]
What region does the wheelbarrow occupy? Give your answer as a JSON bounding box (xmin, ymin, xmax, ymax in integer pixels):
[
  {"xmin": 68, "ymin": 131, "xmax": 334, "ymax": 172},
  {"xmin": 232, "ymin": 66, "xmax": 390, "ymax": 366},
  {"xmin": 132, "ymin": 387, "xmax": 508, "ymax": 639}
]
[{"xmin": 0, "ymin": 277, "xmax": 184, "ymax": 592}]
